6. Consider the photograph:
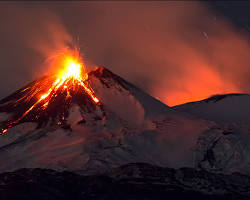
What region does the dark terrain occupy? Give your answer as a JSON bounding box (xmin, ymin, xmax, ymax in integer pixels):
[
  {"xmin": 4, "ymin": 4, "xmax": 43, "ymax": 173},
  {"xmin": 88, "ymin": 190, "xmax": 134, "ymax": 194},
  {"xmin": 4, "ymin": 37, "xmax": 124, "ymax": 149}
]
[{"xmin": 0, "ymin": 163, "xmax": 250, "ymax": 200}]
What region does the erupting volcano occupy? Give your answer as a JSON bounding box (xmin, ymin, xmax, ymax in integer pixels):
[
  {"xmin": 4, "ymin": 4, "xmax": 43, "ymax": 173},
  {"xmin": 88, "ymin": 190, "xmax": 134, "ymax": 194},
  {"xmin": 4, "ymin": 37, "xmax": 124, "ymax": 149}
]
[
  {"xmin": 0, "ymin": 48, "xmax": 100, "ymax": 135},
  {"xmin": 0, "ymin": 47, "xmax": 212, "ymax": 174}
]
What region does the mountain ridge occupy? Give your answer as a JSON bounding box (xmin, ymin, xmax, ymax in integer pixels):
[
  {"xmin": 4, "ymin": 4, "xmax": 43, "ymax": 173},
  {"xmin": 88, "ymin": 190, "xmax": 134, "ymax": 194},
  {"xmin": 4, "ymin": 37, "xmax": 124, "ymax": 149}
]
[{"xmin": 0, "ymin": 66, "xmax": 212, "ymax": 174}]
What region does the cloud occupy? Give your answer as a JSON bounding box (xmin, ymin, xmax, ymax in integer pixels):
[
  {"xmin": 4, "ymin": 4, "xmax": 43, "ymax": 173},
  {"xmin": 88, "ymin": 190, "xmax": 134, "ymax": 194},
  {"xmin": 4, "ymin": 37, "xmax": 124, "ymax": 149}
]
[
  {"xmin": 0, "ymin": 2, "xmax": 250, "ymax": 106},
  {"xmin": 0, "ymin": 3, "xmax": 72, "ymax": 96},
  {"xmin": 69, "ymin": 2, "xmax": 246, "ymax": 106}
]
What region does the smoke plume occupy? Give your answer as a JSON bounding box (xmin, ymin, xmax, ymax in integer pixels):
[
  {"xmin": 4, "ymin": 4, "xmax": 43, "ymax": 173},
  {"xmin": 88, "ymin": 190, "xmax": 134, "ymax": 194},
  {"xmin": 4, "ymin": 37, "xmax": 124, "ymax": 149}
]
[{"xmin": 0, "ymin": 2, "xmax": 250, "ymax": 106}]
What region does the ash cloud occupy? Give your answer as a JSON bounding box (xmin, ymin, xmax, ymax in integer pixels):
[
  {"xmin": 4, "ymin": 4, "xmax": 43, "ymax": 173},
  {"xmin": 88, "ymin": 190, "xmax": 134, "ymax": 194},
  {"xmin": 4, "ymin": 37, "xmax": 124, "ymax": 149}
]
[
  {"xmin": 1, "ymin": 2, "xmax": 250, "ymax": 106},
  {"xmin": 0, "ymin": 3, "xmax": 72, "ymax": 97}
]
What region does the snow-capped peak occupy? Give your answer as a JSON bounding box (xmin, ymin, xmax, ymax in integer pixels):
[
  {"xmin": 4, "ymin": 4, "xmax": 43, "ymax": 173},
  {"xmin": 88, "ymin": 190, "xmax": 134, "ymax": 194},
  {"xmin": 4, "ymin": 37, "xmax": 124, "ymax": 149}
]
[{"xmin": 0, "ymin": 67, "xmax": 213, "ymax": 174}]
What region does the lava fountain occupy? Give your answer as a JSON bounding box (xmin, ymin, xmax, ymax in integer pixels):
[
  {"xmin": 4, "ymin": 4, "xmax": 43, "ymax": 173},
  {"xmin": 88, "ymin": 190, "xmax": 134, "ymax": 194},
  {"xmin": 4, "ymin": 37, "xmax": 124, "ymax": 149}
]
[{"xmin": 0, "ymin": 48, "xmax": 100, "ymax": 134}]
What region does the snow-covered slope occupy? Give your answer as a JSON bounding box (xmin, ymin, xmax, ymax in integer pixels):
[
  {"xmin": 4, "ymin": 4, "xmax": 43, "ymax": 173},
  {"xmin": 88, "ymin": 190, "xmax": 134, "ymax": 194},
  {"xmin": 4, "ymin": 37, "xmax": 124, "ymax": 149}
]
[
  {"xmin": 173, "ymin": 94, "xmax": 250, "ymax": 125},
  {"xmin": 174, "ymin": 94, "xmax": 250, "ymax": 174},
  {"xmin": 0, "ymin": 67, "xmax": 213, "ymax": 174},
  {"xmin": 194, "ymin": 124, "xmax": 250, "ymax": 174}
]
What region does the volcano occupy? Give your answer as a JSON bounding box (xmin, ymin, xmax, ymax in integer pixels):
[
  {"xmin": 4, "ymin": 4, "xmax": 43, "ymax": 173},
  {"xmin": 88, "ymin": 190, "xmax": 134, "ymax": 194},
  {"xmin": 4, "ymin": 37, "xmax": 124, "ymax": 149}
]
[
  {"xmin": 0, "ymin": 48, "xmax": 100, "ymax": 134},
  {"xmin": 0, "ymin": 62, "xmax": 213, "ymax": 174},
  {"xmin": 2, "ymin": 56, "xmax": 250, "ymax": 200},
  {"xmin": 0, "ymin": 70, "xmax": 100, "ymax": 134}
]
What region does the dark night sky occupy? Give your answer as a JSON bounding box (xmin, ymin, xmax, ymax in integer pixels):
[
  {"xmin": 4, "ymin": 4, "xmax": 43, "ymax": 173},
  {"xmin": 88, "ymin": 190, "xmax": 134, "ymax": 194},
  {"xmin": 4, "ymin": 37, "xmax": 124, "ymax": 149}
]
[{"xmin": 1, "ymin": 1, "xmax": 250, "ymax": 106}]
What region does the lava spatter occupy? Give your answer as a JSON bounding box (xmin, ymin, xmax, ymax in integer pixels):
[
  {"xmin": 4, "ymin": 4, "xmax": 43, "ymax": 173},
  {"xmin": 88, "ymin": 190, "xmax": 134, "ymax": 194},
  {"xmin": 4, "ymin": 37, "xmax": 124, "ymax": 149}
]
[{"xmin": 0, "ymin": 48, "xmax": 100, "ymax": 134}]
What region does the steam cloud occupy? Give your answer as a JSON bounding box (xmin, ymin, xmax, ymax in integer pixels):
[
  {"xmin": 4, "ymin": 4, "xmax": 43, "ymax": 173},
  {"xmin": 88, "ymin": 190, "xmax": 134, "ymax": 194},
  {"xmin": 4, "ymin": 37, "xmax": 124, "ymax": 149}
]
[{"xmin": 0, "ymin": 2, "xmax": 250, "ymax": 106}]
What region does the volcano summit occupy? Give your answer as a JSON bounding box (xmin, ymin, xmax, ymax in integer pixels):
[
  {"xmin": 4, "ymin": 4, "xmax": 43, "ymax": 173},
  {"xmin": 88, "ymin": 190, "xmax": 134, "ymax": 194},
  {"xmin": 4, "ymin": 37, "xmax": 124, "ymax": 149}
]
[
  {"xmin": 0, "ymin": 50, "xmax": 213, "ymax": 173},
  {"xmin": 0, "ymin": 49, "xmax": 100, "ymax": 134}
]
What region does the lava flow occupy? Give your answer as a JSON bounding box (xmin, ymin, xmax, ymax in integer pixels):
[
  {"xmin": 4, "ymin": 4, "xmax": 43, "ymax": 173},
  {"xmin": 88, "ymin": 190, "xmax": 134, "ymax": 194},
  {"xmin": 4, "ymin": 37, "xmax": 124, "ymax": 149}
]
[{"xmin": 0, "ymin": 48, "xmax": 100, "ymax": 134}]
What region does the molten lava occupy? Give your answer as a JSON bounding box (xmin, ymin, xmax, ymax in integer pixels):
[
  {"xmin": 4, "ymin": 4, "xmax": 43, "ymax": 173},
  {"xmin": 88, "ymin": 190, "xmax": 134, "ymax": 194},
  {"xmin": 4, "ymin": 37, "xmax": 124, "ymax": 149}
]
[
  {"xmin": 0, "ymin": 48, "xmax": 100, "ymax": 134},
  {"xmin": 38, "ymin": 50, "xmax": 99, "ymax": 107}
]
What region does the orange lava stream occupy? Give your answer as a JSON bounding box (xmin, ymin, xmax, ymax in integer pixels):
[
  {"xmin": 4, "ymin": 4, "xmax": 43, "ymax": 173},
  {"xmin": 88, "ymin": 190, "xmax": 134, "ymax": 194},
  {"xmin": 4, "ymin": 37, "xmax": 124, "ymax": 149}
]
[{"xmin": 0, "ymin": 49, "xmax": 100, "ymax": 134}]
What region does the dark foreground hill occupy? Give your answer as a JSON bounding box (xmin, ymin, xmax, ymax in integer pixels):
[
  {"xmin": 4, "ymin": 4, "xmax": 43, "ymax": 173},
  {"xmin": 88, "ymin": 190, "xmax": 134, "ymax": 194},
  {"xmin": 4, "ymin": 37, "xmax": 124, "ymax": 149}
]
[{"xmin": 0, "ymin": 163, "xmax": 249, "ymax": 200}]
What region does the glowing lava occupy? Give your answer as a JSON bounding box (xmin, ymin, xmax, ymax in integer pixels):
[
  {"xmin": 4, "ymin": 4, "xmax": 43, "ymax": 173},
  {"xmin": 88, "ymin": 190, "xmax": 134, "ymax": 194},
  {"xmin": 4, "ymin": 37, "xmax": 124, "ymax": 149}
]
[
  {"xmin": 38, "ymin": 50, "xmax": 99, "ymax": 107},
  {"xmin": 0, "ymin": 48, "xmax": 100, "ymax": 134}
]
